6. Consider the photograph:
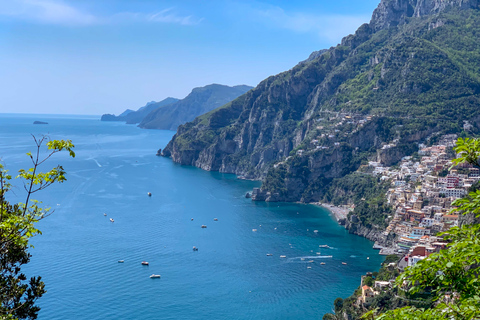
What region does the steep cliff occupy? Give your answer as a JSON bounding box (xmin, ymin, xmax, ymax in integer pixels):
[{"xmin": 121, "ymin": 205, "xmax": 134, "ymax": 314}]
[
  {"xmin": 138, "ymin": 84, "xmax": 253, "ymax": 131},
  {"xmin": 162, "ymin": 0, "xmax": 480, "ymax": 203}
]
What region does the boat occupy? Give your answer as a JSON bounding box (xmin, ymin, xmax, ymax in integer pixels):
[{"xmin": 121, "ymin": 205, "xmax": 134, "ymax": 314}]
[
  {"xmin": 149, "ymin": 274, "xmax": 161, "ymax": 278},
  {"xmin": 118, "ymin": 260, "xmax": 124, "ymax": 263},
  {"xmin": 147, "ymin": 192, "xmax": 152, "ymax": 197},
  {"xmin": 141, "ymin": 261, "xmax": 149, "ymax": 265},
  {"xmin": 307, "ymin": 266, "xmax": 312, "ymax": 269},
  {"xmin": 300, "ymin": 258, "xmax": 305, "ymax": 261},
  {"xmin": 280, "ymin": 255, "xmax": 287, "ymax": 258},
  {"xmin": 308, "ymin": 260, "xmax": 314, "ymax": 263},
  {"xmin": 313, "ymin": 230, "xmax": 319, "ymax": 233},
  {"xmin": 109, "ymin": 218, "xmax": 114, "ymax": 222},
  {"xmin": 193, "ymin": 246, "xmax": 198, "ymax": 251},
  {"xmin": 342, "ymin": 262, "xmax": 347, "ymax": 265},
  {"xmin": 201, "ymin": 225, "xmax": 207, "ymax": 228},
  {"xmin": 266, "ymin": 253, "xmax": 273, "ymax": 256},
  {"xmin": 319, "ymin": 245, "xmax": 329, "ymax": 248},
  {"xmin": 191, "ymin": 218, "xmax": 194, "ymax": 221},
  {"xmin": 316, "ymin": 252, "xmax": 321, "ymax": 255},
  {"xmin": 320, "ymin": 262, "xmax": 326, "ymax": 265},
  {"xmin": 252, "ymin": 229, "xmax": 257, "ymax": 232},
  {"xmin": 214, "ymin": 218, "xmax": 218, "ymax": 221},
  {"xmin": 104, "ymin": 213, "xmax": 107, "ymax": 216}
]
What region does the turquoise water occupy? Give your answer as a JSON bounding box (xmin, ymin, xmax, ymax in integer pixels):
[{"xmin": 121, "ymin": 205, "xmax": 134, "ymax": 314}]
[{"xmin": 0, "ymin": 114, "xmax": 384, "ymax": 319}]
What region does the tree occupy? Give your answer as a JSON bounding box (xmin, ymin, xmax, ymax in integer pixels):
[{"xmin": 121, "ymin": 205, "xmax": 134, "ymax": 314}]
[
  {"xmin": 0, "ymin": 136, "xmax": 75, "ymax": 320},
  {"xmin": 363, "ymin": 137, "xmax": 480, "ymax": 319}
]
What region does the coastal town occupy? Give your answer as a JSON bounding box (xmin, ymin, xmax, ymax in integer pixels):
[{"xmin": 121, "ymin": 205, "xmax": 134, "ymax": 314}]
[{"xmin": 345, "ymin": 133, "xmax": 479, "ymax": 304}]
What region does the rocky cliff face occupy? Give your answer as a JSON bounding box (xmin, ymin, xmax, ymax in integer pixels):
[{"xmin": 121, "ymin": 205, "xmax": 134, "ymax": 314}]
[
  {"xmin": 162, "ymin": 0, "xmax": 480, "ymax": 204},
  {"xmin": 370, "ymin": 0, "xmax": 479, "ymax": 31}
]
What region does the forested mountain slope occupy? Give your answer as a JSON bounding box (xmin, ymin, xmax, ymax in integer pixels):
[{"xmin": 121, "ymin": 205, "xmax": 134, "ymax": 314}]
[
  {"xmin": 139, "ymin": 84, "xmax": 252, "ymax": 131},
  {"xmin": 161, "ymin": 0, "xmax": 480, "ymax": 202}
]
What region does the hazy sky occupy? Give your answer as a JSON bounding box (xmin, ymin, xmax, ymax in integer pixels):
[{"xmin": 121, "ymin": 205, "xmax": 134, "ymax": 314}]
[{"xmin": 0, "ymin": 0, "xmax": 380, "ymax": 115}]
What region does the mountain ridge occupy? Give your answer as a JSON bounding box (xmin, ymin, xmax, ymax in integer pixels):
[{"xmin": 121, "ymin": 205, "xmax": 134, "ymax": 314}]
[{"xmin": 161, "ymin": 0, "xmax": 480, "ymax": 203}]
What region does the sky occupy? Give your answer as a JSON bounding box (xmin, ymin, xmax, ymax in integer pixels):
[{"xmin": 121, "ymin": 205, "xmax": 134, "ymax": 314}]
[{"xmin": 0, "ymin": 0, "xmax": 381, "ymax": 115}]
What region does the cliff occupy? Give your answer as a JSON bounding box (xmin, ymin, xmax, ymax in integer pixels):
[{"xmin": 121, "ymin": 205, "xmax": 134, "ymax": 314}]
[
  {"xmin": 162, "ymin": 0, "xmax": 480, "ymax": 204},
  {"xmin": 138, "ymin": 84, "xmax": 253, "ymax": 131}
]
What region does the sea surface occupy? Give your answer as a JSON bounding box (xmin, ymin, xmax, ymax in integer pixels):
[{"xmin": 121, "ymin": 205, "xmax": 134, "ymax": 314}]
[{"xmin": 0, "ymin": 114, "xmax": 384, "ymax": 319}]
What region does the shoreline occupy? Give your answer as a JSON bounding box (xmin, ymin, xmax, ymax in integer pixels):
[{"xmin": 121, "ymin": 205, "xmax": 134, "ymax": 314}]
[{"xmin": 311, "ymin": 202, "xmax": 349, "ymax": 221}]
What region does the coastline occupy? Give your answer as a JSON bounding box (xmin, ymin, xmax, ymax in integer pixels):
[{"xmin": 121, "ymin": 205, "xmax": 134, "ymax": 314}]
[{"xmin": 311, "ymin": 202, "xmax": 350, "ymax": 221}]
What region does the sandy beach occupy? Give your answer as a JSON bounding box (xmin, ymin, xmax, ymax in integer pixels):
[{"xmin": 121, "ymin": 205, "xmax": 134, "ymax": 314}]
[{"xmin": 311, "ymin": 202, "xmax": 350, "ymax": 221}]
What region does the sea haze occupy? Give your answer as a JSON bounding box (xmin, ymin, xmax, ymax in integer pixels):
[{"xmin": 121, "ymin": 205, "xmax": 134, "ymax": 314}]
[{"xmin": 0, "ymin": 114, "xmax": 384, "ymax": 319}]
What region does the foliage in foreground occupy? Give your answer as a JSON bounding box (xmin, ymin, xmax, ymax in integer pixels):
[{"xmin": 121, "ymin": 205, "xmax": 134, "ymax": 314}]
[{"xmin": 0, "ymin": 136, "xmax": 74, "ymax": 320}]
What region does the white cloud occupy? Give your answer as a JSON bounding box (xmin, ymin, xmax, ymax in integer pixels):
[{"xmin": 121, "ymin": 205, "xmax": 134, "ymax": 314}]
[
  {"xmin": 0, "ymin": 0, "xmax": 97, "ymax": 26},
  {"xmin": 147, "ymin": 8, "xmax": 203, "ymax": 26},
  {"xmin": 245, "ymin": 4, "xmax": 369, "ymax": 42},
  {"xmin": 0, "ymin": 1, "xmax": 202, "ymax": 27}
]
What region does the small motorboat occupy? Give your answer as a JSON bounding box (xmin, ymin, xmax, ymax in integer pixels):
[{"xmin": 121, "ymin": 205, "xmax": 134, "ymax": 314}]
[
  {"xmin": 266, "ymin": 253, "xmax": 273, "ymax": 256},
  {"xmin": 319, "ymin": 245, "xmax": 329, "ymax": 248},
  {"xmin": 191, "ymin": 218, "xmax": 194, "ymax": 221},
  {"xmin": 301, "ymin": 258, "xmax": 305, "ymax": 261},
  {"xmin": 104, "ymin": 213, "xmax": 107, "ymax": 216},
  {"xmin": 193, "ymin": 246, "xmax": 198, "ymax": 251},
  {"xmin": 316, "ymin": 252, "xmax": 321, "ymax": 255},
  {"xmin": 214, "ymin": 218, "xmax": 218, "ymax": 221},
  {"xmin": 313, "ymin": 230, "xmax": 318, "ymax": 233},
  {"xmin": 320, "ymin": 262, "xmax": 326, "ymax": 265},
  {"xmin": 342, "ymin": 262, "xmax": 347, "ymax": 265},
  {"xmin": 141, "ymin": 261, "xmax": 149, "ymax": 265},
  {"xmin": 109, "ymin": 218, "xmax": 114, "ymax": 222},
  {"xmin": 149, "ymin": 274, "xmax": 161, "ymax": 278},
  {"xmin": 147, "ymin": 192, "xmax": 152, "ymax": 197},
  {"xmin": 252, "ymin": 229, "xmax": 257, "ymax": 232},
  {"xmin": 367, "ymin": 257, "xmax": 370, "ymax": 260},
  {"xmin": 280, "ymin": 255, "xmax": 287, "ymax": 258},
  {"xmin": 308, "ymin": 260, "xmax": 314, "ymax": 263},
  {"xmin": 118, "ymin": 260, "xmax": 124, "ymax": 263},
  {"xmin": 201, "ymin": 225, "xmax": 207, "ymax": 228},
  {"xmin": 307, "ymin": 266, "xmax": 312, "ymax": 269}
]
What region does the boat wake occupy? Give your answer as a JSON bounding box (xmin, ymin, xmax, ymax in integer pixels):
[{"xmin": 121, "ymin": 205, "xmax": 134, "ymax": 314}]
[{"xmin": 288, "ymin": 256, "xmax": 333, "ymax": 262}]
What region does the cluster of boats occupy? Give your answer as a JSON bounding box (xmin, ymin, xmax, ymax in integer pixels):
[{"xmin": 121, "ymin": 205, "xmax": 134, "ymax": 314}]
[{"xmin": 116, "ymin": 260, "xmax": 160, "ymax": 279}]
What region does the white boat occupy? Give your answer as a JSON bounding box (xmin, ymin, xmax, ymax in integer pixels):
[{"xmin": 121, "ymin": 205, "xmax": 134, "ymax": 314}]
[
  {"xmin": 319, "ymin": 245, "xmax": 329, "ymax": 248},
  {"xmin": 266, "ymin": 253, "xmax": 273, "ymax": 256},
  {"xmin": 342, "ymin": 262, "xmax": 347, "ymax": 265},
  {"xmin": 280, "ymin": 255, "xmax": 287, "ymax": 258},
  {"xmin": 214, "ymin": 218, "xmax": 218, "ymax": 221},
  {"xmin": 313, "ymin": 230, "xmax": 318, "ymax": 233},
  {"xmin": 252, "ymin": 229, "xmax": 257, "ymax": 232},
  {"xmin": 103, "ymin": 213, "xmax": 107, "ymax": 216},
  {"xmin": 141, "ymin": 261, "xmax": 149, "ymax": 265},
  {"xmin": 307, "ymin": 266, "xmax": 312, "ymax": 269},
  {"xmin": 109, "ymin": 218, "xmax": 114, "ymax": 222},
  {"xmin": 147, "ymin": 192, "xmax": 152, "ymax": 197},
  {"xmin": 201, "ymin": 225, "xmax": 207, "ymax": 228},
  {"xmin": 308, "ymin": 260, "xmax": 314, "ymax": 263},
  {"xmin": 118, "ymin": 260, "xmax": 124, "ymax": 263},
  {"xmin": 150, "ymin": 274, "xmax": 161, "ymax": 278},
  {"xmin": 320, "ymin": 262, "xmax": 326, "ymax": 265}
]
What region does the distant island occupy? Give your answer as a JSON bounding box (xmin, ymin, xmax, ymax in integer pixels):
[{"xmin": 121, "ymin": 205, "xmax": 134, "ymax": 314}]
[{"xmin": 33, "ymin": 121, "xmax": 48, "ymax": 125}]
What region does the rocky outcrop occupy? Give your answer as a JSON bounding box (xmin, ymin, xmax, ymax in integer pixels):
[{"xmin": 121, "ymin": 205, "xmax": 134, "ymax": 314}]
[{"xmin": 370, "ymin": 0, "xmax": 479, "ymax": 32}]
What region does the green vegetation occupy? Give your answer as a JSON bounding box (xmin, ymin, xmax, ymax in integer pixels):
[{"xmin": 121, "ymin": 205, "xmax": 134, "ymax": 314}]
[{"xmin": 1, "ymin": 136, "xmax": 75, "ymax": 319}]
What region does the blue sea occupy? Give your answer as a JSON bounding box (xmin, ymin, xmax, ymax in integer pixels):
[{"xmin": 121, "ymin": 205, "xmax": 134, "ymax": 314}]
[{"xmin": 0, "ymin": 114, "xmax": 384, "ymax": 319}]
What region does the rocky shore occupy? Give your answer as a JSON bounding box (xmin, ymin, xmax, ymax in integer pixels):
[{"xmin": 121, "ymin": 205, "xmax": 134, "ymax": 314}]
[{"xmin": 311, "ymin": 202, "xmax": 349, "ymax": 221}]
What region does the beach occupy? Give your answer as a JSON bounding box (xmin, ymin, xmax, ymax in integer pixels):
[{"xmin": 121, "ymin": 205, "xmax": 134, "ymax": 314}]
[{"xmin": 311, "ymin": 202, "xmax": 350, "ymax": 221}]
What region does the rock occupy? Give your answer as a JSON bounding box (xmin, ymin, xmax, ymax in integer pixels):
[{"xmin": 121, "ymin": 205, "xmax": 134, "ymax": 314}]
[
  {"xmin": 33, "ymin": 121, "xmax": 48, "ymax": 125},
  {"xmin": 156, "ymin": 148, "xmax": 162, "ymax": 156},
  {"xmin": 245, "ymin": 192, "xmax": 251, "ymax": 198}
]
